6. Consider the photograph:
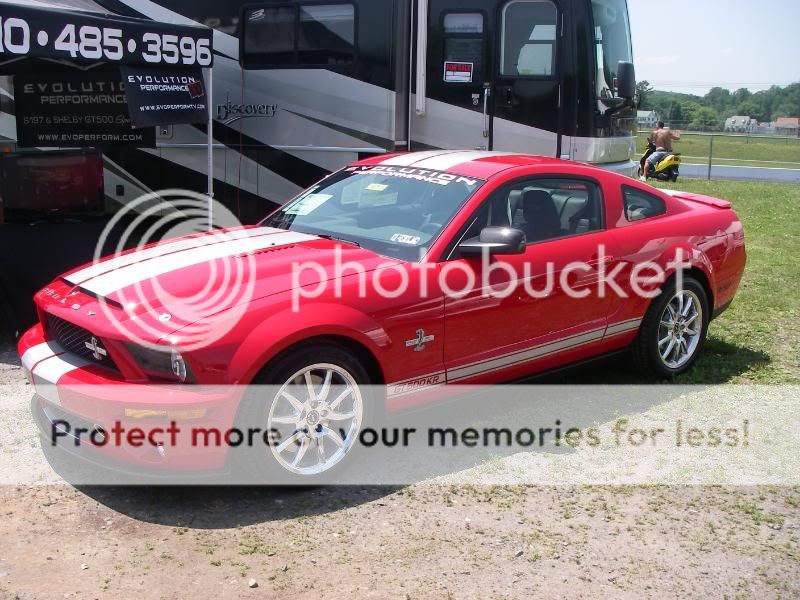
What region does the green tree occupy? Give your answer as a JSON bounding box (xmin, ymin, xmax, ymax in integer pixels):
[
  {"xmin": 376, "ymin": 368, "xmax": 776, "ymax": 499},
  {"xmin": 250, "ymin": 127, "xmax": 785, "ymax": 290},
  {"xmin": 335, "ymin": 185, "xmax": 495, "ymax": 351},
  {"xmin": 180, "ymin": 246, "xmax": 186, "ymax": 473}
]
[
  {"xmin": 668, "ymin": 101, "xmax": 684, "ymax": 126},
  {"xmin": 705, "ymin": 87, "xmax": 732, "ymax": 114},
  {"xmin": 732, "ymin": 88, "xmax": 751, "ymax": 105},
  {"xmin": 681, "ymin": 101, "xmax": 703, "ymax": 124},
  {"xmin": 773, "ymin": 102, "xmax": 798, "ymax": 118},
  {"xmin": 636, "ymin": 80, "xmax": 655, "ymax": 109},
  {"xmin": 736, "ymin": 101, "xmax": 763, "ymax": 121},
  {"xmin": 688, "ymin": 107, "xmax": 722, "ymax": 131}
]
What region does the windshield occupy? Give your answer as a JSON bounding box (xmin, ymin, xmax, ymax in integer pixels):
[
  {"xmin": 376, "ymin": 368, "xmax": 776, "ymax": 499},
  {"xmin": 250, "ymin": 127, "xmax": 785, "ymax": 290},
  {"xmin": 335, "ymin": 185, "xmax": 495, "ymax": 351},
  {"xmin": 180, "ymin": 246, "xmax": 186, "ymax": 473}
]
[
  {"xmin": 262, "ymin": 165, "xmax": 484, "ymax": 261},
  {"xmin": 592, "ymin": 0, "xmax": 633, "ymax": 100}
]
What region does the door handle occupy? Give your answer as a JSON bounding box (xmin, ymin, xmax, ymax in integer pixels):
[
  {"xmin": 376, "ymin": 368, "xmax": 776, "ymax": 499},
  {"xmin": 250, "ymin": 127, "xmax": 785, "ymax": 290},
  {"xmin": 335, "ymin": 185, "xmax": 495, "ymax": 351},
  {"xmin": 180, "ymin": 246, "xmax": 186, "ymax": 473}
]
[{"xmin": 482, "ymin": 84, "xmax": 491, "ymax": 138}]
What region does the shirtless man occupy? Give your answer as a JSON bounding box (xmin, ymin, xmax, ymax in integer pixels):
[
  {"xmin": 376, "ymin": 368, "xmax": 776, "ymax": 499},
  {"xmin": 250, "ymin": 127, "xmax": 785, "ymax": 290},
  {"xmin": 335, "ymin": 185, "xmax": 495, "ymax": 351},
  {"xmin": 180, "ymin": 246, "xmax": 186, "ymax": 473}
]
[{"xmin": 647, "ymin": 121, "xmax": 681, "ymax": 167}]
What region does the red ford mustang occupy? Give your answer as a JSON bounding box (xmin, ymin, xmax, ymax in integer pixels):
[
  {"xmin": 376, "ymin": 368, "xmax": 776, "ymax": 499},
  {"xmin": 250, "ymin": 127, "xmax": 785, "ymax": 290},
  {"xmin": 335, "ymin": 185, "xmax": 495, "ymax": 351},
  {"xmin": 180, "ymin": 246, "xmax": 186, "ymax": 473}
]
[{"xmin": 18, "ymin": 151, "xmax": 746, "ymax": 480}]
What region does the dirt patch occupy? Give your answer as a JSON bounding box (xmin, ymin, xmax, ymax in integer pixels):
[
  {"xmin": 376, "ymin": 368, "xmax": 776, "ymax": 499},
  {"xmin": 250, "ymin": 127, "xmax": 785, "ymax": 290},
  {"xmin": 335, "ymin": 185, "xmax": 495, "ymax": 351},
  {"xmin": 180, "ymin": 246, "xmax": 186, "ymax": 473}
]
[{"xmin": 0, "ymin": 485, "xmax": 798, "ymax": 599}]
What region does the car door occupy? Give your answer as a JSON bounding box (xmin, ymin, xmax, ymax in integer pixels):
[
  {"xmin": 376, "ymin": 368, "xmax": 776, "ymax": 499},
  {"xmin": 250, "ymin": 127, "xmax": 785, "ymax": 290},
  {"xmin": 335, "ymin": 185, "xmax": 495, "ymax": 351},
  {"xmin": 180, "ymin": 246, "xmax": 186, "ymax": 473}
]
[
  {"xmin": 418, "ymin": 0, "xmax": 568, "ymax": 156},
  {"xmin": 441, "ymin": 176, "xmax": 618, "ymax": 383}
]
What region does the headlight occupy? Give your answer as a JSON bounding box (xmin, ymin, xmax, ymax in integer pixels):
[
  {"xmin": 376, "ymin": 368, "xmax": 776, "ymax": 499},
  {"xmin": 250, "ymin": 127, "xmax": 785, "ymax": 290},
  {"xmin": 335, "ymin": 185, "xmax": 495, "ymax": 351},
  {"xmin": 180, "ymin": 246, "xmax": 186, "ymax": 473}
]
[{"xmin": 126, "ymin": 344, "xmax": 194, "ymax": 383}]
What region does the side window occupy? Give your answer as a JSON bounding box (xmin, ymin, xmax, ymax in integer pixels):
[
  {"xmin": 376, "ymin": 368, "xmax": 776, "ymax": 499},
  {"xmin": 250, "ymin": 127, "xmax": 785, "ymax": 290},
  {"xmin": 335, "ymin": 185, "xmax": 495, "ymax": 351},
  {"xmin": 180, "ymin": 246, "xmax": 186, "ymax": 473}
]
[
  {"xmin": 242, "ymin": 3, "xmax": 356, "ymax": 68},
  {"xmin": 442, "ymin": 13, "xmax": 485, "ymax": 84},
  {"xmin": 491, "ymin": 178, "xmax": 603, "ymax": 244},
  {"xmin": 243, "ymin": 6, "xmax": 296, "ymax": 66},
  {"xmin": 622, "ymin": 186, "xmax": 667, "ymax": 221},
  {"xmin": 500, "ymin": 0, "xmax": 557, "ymax": 77},
  {"xmin": 298, "ymin": 4, "xmax": 355, "ymax": 65}
]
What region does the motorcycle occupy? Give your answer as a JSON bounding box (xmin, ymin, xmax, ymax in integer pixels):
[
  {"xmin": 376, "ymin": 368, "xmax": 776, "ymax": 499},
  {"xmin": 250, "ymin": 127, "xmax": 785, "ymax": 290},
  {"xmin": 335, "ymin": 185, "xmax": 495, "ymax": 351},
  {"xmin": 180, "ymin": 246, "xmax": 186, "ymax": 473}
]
[{"xmin": 638, "ymin": 140, "xmax": 681, "ymax": 182}]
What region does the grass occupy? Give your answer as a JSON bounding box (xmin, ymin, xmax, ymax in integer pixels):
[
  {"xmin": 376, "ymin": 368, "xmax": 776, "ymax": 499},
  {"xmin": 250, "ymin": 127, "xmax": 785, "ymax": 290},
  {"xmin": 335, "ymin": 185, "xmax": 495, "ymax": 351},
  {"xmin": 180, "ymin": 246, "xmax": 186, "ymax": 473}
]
[
  {"xmin": 636, "ymin": 133, "xmax": 800, "ymax": 169},
  {"xmin": 649, "ymin": 179, "xmax": 799, "ymax": 384}
]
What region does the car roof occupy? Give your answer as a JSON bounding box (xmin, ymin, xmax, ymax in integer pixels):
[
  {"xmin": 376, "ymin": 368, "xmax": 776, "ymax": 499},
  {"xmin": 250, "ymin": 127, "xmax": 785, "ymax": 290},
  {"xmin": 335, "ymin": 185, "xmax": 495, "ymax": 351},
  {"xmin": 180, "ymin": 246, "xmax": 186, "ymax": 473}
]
[{"xmin": 353, "ymin": 150, "xmax": 570, "ymax": 180}]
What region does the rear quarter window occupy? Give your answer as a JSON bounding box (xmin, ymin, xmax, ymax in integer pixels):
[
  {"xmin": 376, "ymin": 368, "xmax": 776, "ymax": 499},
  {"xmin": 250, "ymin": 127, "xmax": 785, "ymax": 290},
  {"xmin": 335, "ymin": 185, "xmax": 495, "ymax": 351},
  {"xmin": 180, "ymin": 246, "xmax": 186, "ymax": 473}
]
[{"xmin": 622, "ymin": 186, "xmax": 666, "ymax": 221}]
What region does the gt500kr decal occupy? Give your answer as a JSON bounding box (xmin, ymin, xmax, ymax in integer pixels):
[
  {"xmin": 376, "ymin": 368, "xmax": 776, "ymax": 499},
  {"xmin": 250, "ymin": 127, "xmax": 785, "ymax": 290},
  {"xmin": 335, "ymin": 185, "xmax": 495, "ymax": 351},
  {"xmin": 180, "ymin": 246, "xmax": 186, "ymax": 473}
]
[{"xmin": 388, "ymin": 372, "xmax": 446, "ymax": 398}]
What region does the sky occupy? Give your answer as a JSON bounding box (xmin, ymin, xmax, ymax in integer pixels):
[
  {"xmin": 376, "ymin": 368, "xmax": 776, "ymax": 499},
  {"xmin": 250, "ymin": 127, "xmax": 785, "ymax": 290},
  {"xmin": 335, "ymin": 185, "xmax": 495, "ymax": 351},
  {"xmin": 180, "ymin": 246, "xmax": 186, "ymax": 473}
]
[{"xmin": 628, "ymin": 0, "xmax": 800, "ymax": 96}]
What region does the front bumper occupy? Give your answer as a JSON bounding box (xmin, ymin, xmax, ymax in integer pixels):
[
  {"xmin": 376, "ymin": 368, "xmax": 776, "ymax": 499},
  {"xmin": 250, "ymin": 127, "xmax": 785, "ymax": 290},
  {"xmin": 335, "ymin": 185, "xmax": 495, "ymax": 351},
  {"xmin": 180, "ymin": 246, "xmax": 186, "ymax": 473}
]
[{"xmin": 19, "ymin": 324, "xmax": 241, "ymax": 474}]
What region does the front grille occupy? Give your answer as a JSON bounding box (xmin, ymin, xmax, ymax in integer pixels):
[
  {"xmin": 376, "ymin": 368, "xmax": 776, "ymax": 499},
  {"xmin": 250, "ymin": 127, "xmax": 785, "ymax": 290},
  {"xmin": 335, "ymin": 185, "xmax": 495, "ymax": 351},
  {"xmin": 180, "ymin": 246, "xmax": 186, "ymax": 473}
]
[{"xmin": 46, "ymin": 314, "xmax": 118, "ymax": 371}]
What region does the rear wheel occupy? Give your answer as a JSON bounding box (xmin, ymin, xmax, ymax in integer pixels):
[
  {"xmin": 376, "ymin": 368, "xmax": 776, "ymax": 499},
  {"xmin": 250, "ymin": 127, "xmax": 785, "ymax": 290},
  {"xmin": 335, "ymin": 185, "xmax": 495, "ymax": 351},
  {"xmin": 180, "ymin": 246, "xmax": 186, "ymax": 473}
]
[
  {"xmin": 233, "ymin": 342, "xmax": 373, "ymax": 483},
  {"xmin": 632, "ymin": 276, "xmax": 709, "ymax": 378}
]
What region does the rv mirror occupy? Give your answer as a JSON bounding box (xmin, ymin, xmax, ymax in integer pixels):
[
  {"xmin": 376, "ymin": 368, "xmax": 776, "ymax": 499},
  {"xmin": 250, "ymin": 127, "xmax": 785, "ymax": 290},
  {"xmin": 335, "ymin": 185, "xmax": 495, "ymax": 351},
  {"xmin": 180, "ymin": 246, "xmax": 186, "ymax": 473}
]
[
  {"xmin": 458, "ymin": 227, "xmax": 526, "ymax": 256},
  {"xmin": 617, "ymin": 61, "xmax": 636, "ymax": 100}
]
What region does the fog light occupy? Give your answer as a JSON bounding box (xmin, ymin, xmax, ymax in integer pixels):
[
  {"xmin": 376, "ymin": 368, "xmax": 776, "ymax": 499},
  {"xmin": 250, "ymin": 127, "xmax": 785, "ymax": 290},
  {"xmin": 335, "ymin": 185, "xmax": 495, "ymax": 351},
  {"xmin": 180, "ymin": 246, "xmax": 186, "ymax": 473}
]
[{"xmin": 171, "ymin": 349, "xmax": 188, "ymax": 383}]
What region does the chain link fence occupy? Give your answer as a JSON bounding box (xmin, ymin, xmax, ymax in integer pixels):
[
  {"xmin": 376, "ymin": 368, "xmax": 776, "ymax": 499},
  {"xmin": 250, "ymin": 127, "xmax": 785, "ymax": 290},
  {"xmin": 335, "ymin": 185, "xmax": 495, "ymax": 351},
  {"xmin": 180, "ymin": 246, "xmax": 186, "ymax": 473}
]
[{"xmin": 636, "ymin": 130, "xmax": 800, "ymax": 181}]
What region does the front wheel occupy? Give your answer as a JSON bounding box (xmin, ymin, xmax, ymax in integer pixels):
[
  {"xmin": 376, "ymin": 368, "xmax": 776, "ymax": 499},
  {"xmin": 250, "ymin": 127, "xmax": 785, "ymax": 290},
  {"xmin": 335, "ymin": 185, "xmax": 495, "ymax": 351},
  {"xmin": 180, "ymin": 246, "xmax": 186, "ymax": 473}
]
[
  {"xmin": 632, "ymin": 276, "xmax": 709, "ymax": 378},
  {"xmin": 233, "ymin": 342, "xmax": 373, "ymax": 483}
]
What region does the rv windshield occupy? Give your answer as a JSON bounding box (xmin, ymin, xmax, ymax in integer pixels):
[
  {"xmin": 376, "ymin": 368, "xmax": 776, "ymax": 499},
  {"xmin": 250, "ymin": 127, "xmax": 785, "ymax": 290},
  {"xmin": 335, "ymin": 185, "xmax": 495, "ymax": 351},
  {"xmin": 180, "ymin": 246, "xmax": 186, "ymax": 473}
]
[
  {"xmin": 592, "ymin": 0, "xmax": 633, "ymax": 97},
  {"xmin": 262, "ymin": 166, "xmax": 484, "ymax": 261}
]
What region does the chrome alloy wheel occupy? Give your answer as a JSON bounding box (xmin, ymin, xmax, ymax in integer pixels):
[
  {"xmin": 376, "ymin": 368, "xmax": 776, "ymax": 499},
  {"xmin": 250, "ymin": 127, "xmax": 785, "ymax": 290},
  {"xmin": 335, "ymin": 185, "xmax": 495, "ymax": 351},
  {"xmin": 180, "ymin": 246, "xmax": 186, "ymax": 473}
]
[
  {"xmin": 267, "ymin": 363, "xmax": 363, "ymax": 475},
  {"xmin": 657, "ymin": 289, "xmax": 703, "ymax": 370}
]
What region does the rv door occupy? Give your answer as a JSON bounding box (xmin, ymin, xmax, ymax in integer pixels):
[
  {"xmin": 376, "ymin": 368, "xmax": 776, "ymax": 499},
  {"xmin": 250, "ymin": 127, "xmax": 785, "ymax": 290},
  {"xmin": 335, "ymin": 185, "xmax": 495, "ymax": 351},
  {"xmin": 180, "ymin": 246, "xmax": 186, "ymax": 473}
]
[{"xmin": 414, "ymin": 0, "xmax": 565, "ymax": 157}]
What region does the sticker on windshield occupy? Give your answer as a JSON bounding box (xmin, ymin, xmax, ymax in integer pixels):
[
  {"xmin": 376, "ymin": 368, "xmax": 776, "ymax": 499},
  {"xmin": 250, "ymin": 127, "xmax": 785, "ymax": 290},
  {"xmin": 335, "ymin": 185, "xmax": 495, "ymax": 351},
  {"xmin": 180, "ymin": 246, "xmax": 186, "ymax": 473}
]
[
  {"xmin": 345, "ymin": 165, "xmax": 480, "ymax": 188},
  {"xmin": 366, "ymin": 183, "xmax": 389, "ymax": 192},
  {"xmin": 390, "ymin": 233, "xmax": 421, "ymax": 245},
  {"xmin": 284, "ymin": 193, "xmax": 331, "ymax": 216}
]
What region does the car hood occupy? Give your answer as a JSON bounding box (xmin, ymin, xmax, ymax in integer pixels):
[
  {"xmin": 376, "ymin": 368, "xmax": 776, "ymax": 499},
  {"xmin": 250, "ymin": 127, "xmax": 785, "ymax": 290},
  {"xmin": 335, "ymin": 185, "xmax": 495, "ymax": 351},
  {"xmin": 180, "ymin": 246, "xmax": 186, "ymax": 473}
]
[{"xmin": 61, "ymin": 226, "xmax": 398, "ymax": 318}]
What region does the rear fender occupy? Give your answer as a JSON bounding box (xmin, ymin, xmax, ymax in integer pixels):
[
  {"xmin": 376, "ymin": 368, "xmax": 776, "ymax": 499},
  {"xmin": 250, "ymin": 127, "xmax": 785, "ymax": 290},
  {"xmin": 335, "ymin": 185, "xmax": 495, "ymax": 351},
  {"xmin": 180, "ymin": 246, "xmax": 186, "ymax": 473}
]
[{"xmin": 620, "ymin": 242, "xmax": 716, "ymax": 319}]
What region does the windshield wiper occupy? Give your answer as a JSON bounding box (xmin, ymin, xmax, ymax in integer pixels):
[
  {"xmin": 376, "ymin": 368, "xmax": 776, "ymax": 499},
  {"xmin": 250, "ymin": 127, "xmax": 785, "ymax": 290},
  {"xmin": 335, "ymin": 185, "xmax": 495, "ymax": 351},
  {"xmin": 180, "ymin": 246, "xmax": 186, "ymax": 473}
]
[{"xmin": 315, "ymin": 233, "xmax": 361, "ymax": 248}]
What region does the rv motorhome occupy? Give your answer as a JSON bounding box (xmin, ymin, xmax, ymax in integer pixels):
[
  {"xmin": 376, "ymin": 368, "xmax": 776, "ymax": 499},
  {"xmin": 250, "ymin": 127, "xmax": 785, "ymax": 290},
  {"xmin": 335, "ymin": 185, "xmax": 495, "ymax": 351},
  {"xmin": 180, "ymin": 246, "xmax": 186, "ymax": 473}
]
[{"xmin": 0, "ymin": 0, "xmax": 637, "ymax": 223}]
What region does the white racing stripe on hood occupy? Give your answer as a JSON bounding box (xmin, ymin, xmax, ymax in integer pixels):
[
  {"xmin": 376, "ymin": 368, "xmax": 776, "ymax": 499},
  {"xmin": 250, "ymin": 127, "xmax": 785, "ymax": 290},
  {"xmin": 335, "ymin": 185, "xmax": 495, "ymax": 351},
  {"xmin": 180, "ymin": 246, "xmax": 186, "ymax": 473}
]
[
  {"xmin": 77, "ymin": 230, "xmax": 316, "ymax": 298},
  {"xmin": 65, "ymin": 228, "xmax": 283, "ymax": 287}
]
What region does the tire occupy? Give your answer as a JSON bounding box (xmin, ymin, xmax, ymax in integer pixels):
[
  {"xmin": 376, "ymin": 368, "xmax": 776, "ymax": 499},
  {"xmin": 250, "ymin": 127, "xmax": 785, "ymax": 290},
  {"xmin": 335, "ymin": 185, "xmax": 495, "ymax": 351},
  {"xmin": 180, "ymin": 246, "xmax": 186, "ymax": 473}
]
[
  {"xmin": 632, "ymin": 275, "xmax": 709, "ymax": 378},
  {"xmin": 232, "ymin": 342, "xmax": 374, "ymax": 484}
]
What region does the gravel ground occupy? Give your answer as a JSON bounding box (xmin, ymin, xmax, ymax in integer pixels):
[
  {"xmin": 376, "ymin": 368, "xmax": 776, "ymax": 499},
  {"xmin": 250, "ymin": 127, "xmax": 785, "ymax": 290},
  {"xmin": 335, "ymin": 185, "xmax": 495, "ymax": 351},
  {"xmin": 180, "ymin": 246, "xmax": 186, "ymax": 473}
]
[{"xmin": 1, "ymin": 343, "xmax": 799, "ymax": 599}]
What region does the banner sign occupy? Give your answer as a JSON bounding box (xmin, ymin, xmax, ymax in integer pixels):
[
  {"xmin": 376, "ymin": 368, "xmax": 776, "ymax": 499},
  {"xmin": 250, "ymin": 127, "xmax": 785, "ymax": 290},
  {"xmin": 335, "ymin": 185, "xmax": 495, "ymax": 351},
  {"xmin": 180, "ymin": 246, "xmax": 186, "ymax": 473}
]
[
  {"xmin": 0, "ymin": 3, "xmax": 213, "ymax": 67},
  {"xmin": 13, "ymin": 73, "xmax": 155, "ymax": 148},
  {"xmin": 120, "ymin": 65, "xmax": 208, "ymax": 128}
]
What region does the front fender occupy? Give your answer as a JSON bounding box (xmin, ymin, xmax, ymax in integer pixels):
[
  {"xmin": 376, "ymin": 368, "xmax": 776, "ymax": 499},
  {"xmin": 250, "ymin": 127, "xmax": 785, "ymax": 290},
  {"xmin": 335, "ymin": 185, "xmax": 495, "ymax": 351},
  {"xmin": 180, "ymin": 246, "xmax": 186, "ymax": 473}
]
[{"xmin": 227, "ymin": 301, "xmax": 389, "ymax": 385}]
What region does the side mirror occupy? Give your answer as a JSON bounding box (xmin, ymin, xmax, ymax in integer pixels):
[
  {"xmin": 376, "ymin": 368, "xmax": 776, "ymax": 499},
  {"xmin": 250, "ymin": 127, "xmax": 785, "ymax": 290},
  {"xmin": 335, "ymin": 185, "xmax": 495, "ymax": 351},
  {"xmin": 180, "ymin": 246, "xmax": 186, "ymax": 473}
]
[
  {"xmin": 616, "ymin": 61, "xmax": 636, "ymax": 100},
  {"xmin": 458, "ymin": 226, "xmax": 526, "ymax": 256}
]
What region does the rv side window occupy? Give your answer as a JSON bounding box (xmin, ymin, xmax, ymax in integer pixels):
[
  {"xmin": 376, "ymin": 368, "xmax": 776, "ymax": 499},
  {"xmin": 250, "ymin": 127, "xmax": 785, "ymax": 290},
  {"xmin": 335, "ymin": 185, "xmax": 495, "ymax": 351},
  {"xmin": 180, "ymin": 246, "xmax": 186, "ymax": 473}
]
[
  {"xmin": 298, "ymin": 4, "xmax": 355, "ymax": 65},
  {"xmin": 443, "ymin": 13, "xmax": 483, "ymax": 34},
  {"xmin": 243, "ymin": 6, "xmax": 296, "ymax": 66},
  {"xmin": 242, "ymin": 3, "xmax": 356, "ymax": 68},
  {"xmin": 500, "ymin": 0, "xmax": 557, "ymax": 77},
  {"xmin": 442, "ymin": 13, "xmax": 484, "ymax": 83}
]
